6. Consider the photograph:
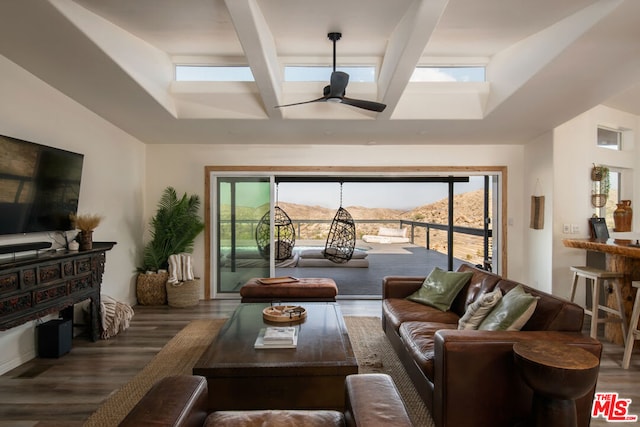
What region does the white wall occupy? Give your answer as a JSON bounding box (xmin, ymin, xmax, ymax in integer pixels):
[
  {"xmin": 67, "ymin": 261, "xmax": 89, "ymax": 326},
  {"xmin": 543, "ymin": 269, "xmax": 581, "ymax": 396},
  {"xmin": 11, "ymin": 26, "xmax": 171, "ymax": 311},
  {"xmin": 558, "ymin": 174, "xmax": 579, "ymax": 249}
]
[
  {"xmin": 145, "ymin": 143, "xmax": 527, "ymax": 295},
  {"xmin": 0, "ymin": 55, "xmax": 146, "ymax": 374},
  {"xmin": 551, "ymin": 105, "xmax": 639, "ymax": 303},
  {"xmin": 523, "ymin": 132, "xmax": 554, "ymax": 293}
]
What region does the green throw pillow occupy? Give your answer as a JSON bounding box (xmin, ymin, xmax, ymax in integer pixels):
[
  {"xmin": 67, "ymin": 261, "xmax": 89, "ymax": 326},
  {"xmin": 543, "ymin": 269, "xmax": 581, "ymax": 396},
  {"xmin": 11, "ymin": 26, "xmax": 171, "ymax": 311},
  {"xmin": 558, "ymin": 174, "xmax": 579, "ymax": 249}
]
[
  {"xmin": 478, "ymin": 285, "xmax": 539, "ymax": 331},
  {"xmin": 458, "ymin": 288, "xmax": 503, "ymax": 330},
  {"xmin": 406, "ymin": 267, "xmax": 473, "ymax": 311}
]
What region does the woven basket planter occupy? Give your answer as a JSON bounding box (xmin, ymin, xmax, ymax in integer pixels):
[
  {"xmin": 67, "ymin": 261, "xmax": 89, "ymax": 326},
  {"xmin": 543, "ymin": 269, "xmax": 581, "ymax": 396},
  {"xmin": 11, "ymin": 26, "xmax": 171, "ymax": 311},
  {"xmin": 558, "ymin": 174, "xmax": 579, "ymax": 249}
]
[
  {"xmin": 167, "ymin": 279, "xmax": 200, "ymax": 308},
  {"xmin": 136, "ymin": 272, "xmax": 169, "ymax": 305}
]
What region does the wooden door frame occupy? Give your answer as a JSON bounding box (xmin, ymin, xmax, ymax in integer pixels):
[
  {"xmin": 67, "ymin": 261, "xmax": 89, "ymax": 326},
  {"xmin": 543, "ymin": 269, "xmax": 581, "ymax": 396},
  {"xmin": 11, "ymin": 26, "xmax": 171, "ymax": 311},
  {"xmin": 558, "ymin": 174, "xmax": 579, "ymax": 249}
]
[{"xmin": 204, "ymin": 165, "xmax": 508, "ymax": 300}]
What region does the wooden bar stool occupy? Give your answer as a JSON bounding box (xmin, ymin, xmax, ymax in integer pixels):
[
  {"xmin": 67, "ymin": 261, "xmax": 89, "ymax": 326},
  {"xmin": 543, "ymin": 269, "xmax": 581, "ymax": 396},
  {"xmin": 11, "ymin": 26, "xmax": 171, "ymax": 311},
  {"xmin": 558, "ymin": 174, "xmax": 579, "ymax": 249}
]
[
  {"xmin": 622, "ymin": 281, "xmax": 640, "ymax": 369},
  {"xmin": 569, "ymin": 266, "xmax": 627, "ymax": 345}
]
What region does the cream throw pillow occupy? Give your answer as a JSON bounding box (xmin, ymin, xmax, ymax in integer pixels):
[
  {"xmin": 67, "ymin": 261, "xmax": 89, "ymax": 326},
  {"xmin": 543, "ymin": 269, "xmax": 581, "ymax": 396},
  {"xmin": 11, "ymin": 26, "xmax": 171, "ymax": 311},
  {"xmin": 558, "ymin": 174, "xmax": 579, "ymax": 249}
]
[{"xmin": 457, "ymin": 289, "xmax": 503, "ymax": 330}]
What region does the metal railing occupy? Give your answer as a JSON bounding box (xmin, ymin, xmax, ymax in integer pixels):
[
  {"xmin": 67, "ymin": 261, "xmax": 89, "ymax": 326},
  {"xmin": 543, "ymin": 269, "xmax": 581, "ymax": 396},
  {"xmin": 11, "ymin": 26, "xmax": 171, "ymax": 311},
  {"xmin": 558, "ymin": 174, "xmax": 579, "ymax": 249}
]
[{"xmin": 220, "ymin": 218, "xmax": 491, "ymax": 250}]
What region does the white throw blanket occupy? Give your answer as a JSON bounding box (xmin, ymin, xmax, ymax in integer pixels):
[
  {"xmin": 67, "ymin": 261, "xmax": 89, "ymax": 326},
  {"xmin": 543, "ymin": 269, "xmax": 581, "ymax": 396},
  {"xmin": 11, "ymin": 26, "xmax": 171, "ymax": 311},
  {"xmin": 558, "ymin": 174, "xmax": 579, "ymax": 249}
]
[
  {"xmin": 167, "ymin": 253, "xmax": 195, "ymax": 284},
  {"xmin": 100, "ymin": 294, "xmax": 134, "ymax": 340}
]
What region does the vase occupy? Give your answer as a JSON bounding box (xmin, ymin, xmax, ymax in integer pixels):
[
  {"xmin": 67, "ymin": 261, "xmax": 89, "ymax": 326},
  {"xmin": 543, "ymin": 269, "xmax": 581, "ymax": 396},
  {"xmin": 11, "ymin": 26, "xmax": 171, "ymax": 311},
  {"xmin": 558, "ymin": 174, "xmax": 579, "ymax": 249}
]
[
  {"xmin": 79, "ymin": 230, "xmax": 93, "ymax": 250},
  {"xmin": 613, "ymin": 203, "xmax": 630, "ymax": 232},
  {"xmin": 622, "ymin": 200, "xmax": 633, "ymax": 231}
]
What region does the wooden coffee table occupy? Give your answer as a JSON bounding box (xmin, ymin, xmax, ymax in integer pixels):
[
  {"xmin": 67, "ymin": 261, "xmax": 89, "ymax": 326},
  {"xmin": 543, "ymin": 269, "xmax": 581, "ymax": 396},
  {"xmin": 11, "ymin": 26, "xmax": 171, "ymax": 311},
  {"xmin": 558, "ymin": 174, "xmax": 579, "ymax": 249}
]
[{"xmin": 193, "ymin": 302, "xmax": 358, "ymax": 411}]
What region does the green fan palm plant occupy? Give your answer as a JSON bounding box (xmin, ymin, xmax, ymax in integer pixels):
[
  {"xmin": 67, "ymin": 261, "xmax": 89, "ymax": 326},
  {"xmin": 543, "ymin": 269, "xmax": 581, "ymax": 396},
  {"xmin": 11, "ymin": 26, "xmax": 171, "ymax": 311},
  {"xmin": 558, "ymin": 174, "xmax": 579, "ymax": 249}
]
[{"xmin": 141, "ymin": 187, "xmax": 205, "ymax": 271}]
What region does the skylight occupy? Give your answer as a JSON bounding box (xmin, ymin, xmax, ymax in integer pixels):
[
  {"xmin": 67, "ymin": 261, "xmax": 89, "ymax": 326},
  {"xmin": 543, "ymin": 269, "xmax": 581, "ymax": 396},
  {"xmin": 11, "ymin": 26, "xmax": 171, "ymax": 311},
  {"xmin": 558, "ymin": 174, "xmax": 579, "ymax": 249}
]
[
  {"xmin": 284, "ymin": 66, "xmax": 375, "ymax": 82},
  {"xmin": 175, "ymin": 65, "xmax": 254, "ymax": 82},
  {"xmin": 410, "ymin": 67, "xmax": 486, "ymax": 82}
]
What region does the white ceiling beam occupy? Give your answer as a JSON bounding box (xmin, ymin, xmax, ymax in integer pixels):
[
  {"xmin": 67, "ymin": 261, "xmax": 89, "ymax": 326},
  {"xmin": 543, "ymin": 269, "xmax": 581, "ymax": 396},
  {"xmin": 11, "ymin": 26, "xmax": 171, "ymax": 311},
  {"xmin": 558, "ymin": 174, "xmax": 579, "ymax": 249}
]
[
  {"xmin": 225, "ymin": 0, "xmax": 283, "ymax": 119},
  {"xmin": 50, "ymin": 0, "xmax": 178, "ymax": 117},
  {"xmin": 484, "ymin": 0, "xmax": 623, "ymax": 115},
  {"xmin": 377, "ymin": 0, "xmax": 450, "ymax": 120}
]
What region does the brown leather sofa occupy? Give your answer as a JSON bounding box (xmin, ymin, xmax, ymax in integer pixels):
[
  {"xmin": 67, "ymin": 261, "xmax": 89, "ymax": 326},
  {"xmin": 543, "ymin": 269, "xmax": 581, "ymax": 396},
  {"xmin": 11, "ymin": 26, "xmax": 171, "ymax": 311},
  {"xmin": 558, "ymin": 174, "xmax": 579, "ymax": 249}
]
[
  {"xmin": 120, "ymin": 373, "xmax": 413, "ymax": 426},
  {"xmin": 382, "ymin": 263, "xmax": 602, "ymax": 427}
]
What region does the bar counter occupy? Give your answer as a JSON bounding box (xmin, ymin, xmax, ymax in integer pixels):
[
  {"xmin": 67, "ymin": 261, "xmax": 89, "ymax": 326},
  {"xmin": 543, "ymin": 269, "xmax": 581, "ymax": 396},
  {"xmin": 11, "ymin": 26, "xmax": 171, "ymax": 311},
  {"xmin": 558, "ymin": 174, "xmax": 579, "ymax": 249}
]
[{"xmin": 563, "ymin": 238, "xmax": 640, "ymax": 344}]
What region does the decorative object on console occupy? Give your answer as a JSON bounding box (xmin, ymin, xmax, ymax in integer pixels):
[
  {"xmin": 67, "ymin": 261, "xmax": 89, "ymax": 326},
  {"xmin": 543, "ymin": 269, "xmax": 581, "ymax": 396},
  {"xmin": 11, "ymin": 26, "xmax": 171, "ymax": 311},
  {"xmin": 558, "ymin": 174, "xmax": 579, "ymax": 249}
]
[{"xmin": 69, "ymin": 213, "xmax": 102, "ymax": 250}]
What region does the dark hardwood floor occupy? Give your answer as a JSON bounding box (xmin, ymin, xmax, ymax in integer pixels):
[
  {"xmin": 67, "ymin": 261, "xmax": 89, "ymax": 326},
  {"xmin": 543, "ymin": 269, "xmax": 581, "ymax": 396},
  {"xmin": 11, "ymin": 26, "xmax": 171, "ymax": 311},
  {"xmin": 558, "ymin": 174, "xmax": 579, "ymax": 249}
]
[{"xmin": 0, "ymin": 298, "xmax": 637, "ymax": 427}]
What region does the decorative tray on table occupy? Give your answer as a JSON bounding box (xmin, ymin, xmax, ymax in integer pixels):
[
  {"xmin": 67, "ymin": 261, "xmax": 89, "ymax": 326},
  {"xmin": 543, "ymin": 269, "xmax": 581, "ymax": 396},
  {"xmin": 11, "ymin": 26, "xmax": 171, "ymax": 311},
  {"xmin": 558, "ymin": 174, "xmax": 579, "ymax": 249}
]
[
  {"xmin": 257, "ymin": 276, "xmax": 299, "ymax": 285},
  {"xmin": 262, "ymin": 305, "xmax": 307, "ymax": 323}
]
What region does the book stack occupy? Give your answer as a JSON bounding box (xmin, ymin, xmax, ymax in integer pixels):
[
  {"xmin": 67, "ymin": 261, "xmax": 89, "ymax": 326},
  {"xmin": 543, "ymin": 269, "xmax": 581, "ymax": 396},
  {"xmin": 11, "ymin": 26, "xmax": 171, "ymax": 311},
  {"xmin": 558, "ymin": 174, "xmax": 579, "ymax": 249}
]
[{"xmin": 254, "ymin": 326, "xmax": 298, "ymax": 349}]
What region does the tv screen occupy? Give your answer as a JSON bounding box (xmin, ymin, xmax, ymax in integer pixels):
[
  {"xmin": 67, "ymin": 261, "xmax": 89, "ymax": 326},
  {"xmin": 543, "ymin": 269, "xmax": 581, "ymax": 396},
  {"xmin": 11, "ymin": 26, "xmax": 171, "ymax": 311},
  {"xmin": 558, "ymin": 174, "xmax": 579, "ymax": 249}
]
[{"xmin": 0, "ymin": 133, "xmax": 84, "ymax": 235}]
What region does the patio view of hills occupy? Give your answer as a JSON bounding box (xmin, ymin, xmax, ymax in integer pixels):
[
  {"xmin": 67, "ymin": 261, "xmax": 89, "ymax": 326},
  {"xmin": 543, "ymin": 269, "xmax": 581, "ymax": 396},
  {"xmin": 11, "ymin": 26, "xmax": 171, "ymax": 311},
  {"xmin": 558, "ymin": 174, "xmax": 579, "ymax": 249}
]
[{"xmin": 279, "ymin": 189, "xmax": 490, "ymax": 266}]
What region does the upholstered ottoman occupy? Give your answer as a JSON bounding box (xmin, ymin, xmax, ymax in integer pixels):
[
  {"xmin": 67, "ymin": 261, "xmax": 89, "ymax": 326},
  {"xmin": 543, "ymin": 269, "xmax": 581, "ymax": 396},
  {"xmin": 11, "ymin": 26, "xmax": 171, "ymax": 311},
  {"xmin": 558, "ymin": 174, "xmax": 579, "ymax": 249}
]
[{"xmin": 240, "ymin": 277, "xmax": 338, "ymax": 302}]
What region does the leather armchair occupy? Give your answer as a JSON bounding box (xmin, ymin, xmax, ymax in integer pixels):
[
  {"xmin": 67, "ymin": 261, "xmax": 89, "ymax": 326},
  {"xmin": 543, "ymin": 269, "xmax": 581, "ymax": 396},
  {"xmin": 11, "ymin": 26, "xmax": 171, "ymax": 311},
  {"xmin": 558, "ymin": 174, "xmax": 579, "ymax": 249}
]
[{"xmin": 120, "ymin": 373, "xmax": 413, "ymax": 427}]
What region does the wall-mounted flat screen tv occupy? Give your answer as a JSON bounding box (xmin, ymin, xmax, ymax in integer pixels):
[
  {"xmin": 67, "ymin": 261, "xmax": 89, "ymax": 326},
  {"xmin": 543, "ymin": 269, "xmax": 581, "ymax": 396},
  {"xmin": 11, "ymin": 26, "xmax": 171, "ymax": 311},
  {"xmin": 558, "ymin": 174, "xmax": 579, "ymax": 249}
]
[{"xmin": 0, "ymin": 133, "xmax": 84, "ymax": 235}]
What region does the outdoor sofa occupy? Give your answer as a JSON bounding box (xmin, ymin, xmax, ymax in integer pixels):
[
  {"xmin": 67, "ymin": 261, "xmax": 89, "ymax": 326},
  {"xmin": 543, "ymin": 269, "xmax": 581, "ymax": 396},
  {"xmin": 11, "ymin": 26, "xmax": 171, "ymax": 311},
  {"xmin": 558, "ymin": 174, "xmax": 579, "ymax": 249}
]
[{"xmin": 362, "ymin": 226, "xmax": 410, "ymax": 244}]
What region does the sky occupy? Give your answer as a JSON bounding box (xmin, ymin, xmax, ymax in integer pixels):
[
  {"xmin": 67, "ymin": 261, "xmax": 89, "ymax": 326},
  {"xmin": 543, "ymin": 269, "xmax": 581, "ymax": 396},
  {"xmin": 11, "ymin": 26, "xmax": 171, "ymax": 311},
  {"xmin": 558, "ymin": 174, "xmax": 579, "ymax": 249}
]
[{"xmin": 278, "ymin": 176, "xmax": 485, "ymax": 210}]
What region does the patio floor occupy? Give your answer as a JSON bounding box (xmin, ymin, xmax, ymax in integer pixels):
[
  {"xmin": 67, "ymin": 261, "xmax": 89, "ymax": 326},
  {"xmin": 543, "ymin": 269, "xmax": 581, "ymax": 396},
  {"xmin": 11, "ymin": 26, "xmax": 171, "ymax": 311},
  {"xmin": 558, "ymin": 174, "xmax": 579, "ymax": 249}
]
[{"xmin": 276, "ymin": 240, "xmax": 469, "ymax": 298}]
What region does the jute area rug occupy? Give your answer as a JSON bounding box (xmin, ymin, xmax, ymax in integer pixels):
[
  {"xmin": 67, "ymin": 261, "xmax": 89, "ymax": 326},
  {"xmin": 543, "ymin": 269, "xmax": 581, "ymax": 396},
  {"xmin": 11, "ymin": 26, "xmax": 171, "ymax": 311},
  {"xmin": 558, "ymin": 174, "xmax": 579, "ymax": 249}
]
[{"xmin": 85, "ymin": 316, "xmax": 434, "ymax": 427}]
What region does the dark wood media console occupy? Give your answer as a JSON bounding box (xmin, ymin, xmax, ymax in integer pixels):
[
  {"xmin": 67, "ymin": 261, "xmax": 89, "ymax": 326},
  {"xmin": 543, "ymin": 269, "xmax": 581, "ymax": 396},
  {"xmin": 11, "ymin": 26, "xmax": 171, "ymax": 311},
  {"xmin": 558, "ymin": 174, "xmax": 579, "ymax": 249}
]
[{"xmin": 0, "ymin": 242, "xmax": 116, "ymax": 341}]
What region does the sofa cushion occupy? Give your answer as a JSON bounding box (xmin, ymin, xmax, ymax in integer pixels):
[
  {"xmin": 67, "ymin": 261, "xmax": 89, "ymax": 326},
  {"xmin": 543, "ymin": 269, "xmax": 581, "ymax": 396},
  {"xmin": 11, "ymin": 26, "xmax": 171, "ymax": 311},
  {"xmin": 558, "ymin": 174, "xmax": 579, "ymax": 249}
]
[
  {"xmin": 450, "ymin": 264, "xmax": 502, "ymax": 317},
  {"xmin": 406, "ymin": 267, "xmax": 473, "ymax": 311},
  {"xmin": 458, "ymin": 288, "xmax": 502, "ymax": 330},
  {"xmin": 400, "ymin": 321, "xmax": 457, "ymax": 381},
  {"xmin": 383, "ymin": 298, "xmax": 461, "ymax": 331},
  {"xmin": 378, "ymin": 227, "xmax": 408, "ymax": 238},
  {"xmin": 205, "ymin": 410, "xmax": 344, "ymax": 427},
  {"xmin": 496, "ymin": 279, "xmax": 585, "ymax": 332},
  {"xmin": 299, "ymin": 248, "xmax": 368, "ymax": 259},
  {"xmin": 478, "ymin": 285, "xmax": 539, "ymax": 331}
]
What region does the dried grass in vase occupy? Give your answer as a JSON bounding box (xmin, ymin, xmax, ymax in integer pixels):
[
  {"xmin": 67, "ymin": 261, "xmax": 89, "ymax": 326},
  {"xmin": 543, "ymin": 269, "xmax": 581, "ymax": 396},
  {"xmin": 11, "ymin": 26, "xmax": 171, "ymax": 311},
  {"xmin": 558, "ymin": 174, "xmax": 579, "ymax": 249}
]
[{"xmin": 70, "ymin": 213, "xmax": 103, "ymax": 232}]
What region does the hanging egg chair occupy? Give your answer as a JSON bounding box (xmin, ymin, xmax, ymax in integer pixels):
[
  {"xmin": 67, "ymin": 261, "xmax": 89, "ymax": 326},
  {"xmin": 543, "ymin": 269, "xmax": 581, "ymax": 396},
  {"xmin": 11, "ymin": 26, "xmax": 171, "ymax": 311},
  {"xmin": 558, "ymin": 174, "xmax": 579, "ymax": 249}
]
[
  {"xmin": 324, "ymin": 183, "xmax": 356, "ymax": 263},
  {"xmin": 255, "ymin": 186, "xmax": 296, "ymax": 262}
]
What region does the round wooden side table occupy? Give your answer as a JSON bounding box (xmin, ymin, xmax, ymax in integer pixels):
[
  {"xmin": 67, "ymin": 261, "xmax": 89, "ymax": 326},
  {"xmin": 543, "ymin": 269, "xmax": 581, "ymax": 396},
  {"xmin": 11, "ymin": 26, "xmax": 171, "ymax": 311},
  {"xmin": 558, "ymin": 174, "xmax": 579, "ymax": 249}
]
[{"xmin": 513, "ymin": 340, "xmax": 600, "ymax": 427}]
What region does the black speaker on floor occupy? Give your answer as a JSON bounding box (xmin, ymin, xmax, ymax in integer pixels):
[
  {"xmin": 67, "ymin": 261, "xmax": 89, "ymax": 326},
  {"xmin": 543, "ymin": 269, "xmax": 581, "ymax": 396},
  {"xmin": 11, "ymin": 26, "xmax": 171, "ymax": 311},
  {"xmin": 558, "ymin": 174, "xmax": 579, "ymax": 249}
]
[{"xmin": 37, "ymin": 319, "xmax": 72, "ymax": 358}]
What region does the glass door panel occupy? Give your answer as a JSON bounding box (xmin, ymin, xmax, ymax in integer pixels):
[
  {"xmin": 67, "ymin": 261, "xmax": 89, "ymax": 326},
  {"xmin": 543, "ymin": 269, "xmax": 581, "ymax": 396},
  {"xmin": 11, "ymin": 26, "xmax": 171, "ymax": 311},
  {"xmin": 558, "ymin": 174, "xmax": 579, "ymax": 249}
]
[{"xmin": 216, "ymin": 177, "xmax": 270, "ymax": 294}]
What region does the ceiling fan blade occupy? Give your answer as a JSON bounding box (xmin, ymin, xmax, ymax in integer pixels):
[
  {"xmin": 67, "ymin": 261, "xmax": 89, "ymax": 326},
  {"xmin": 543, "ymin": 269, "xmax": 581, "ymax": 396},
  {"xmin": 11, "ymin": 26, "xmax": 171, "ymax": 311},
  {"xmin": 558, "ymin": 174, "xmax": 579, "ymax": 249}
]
[
  {"xmin": 274, "ymin": 96, "xmax": 326, "ymax": 108},
  {"xmin": 341, "ymin": 97, "xmax": 387, "ymax": 112},
  {"xmin": 328, "ymin": 71, "xmax": 349, "ymax": 99}
]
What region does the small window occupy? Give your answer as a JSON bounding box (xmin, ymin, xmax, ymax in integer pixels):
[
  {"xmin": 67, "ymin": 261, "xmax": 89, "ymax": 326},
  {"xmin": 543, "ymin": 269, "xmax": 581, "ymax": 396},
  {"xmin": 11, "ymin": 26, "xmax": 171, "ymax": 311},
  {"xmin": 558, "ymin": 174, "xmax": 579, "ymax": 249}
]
[
  {"xmin": 284, "ymin": 66, "xmax": 375, "ymax": 82},
  {"xmin": 597, "ymin": 127, "xmax": 621, "ymax": 151},
  {"xmin": 602, "ymin": 169, "xmax": 620, "ymax": 230},
  {"xmin": 410, "ymin": 66, "xmax": 486, "ymax": 82},
  {"xmin": 175, "ymin": 65, "xmax": 254, "ymax": 82}
]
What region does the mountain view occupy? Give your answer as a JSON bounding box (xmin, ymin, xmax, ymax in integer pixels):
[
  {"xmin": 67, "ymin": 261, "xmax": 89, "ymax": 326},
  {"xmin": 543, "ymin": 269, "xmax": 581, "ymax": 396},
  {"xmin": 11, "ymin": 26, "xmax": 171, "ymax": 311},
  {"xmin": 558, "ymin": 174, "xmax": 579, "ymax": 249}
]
[{"xmin": 279, "ymin": 189, "xmax": 491, "ymax": 265}]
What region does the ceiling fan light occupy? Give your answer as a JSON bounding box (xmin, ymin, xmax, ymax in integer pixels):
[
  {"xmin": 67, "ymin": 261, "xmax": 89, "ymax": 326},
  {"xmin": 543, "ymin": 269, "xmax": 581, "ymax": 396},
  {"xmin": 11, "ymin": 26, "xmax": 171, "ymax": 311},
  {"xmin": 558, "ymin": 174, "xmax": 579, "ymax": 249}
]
[{"xmin": 327, "ymin": 97, "xmax": 342, "ymax": 103}]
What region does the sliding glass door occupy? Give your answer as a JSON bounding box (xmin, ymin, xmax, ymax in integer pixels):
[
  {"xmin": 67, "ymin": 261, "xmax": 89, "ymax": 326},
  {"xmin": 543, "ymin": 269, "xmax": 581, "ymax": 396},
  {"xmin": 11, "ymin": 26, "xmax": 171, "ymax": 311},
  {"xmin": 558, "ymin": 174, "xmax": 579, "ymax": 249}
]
[{"xmin": 215, "ymin": 176, "xmax": 271, "ymax": 295}]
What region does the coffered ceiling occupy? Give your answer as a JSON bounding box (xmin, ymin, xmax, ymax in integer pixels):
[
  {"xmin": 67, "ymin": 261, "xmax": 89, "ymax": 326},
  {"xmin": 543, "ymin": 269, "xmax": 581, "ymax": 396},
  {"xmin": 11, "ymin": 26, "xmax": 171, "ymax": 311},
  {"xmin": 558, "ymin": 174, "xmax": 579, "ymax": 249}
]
[{"xmin": 1, "ymin": 0, "xmax": 639, "ymax": 145}]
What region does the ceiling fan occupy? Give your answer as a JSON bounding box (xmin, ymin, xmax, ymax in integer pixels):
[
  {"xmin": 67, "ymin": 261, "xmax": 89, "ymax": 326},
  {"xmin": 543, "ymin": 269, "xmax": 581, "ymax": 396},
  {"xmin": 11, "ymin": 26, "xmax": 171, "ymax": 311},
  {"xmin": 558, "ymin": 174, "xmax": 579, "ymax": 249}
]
[{"xmin": 275, "ymin": 32, "xmax": 386, "ymax": 113}]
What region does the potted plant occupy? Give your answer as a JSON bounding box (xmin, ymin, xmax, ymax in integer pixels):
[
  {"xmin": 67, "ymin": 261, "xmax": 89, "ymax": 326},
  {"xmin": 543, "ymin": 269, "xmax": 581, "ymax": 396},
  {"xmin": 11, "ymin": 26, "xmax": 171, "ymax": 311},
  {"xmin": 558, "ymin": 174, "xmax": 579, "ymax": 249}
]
[
  {"xmin": 591, "ymin": 164, "xmax": 610, "ymax": 208},
  {"xmin": 69, "ymin": 213, "xmax": 102, "ymax": 250},
  {"xmin": 136, "ymin": 187, "xmax": 205, "ymax": 305}
]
